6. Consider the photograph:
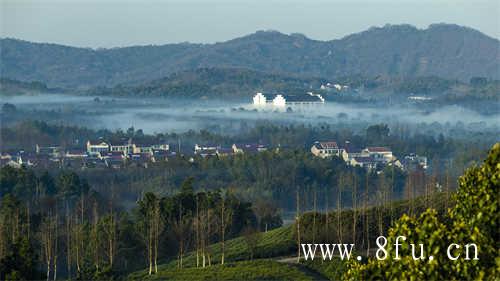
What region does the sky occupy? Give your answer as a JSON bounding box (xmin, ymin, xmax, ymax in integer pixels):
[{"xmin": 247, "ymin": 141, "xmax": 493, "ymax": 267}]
[{"xmin": 1, "ymin": 0, "xmax": 499, "ymax": 48}]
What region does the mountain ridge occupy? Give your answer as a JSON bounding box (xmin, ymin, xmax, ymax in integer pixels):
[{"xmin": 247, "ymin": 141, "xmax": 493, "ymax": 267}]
[{"xmin": 1, "ymin": 23, "xmax": 499, "ymax": 88}]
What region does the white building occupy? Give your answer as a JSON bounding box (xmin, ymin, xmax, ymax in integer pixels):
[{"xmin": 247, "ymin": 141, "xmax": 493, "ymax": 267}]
[
  {"xmin": 362, "ymin": 147, "xmax": 394, "ymax": 163},
  {"xmin": 311, "ymin": 141, "xmax": 344, "ymax": 158},
  {"xmin": 109, "ymin": 141, "xmax": 133, "ymax": 154},
  {"xmin": 87, "ymin": 141, "xmax": 110, "ymax": 155},
  {"xmin": 272, "ymin": 94, "xmax": 287, "ymax": 107},
  {"xmin": 253, "ymin": 92, "xmax": 325, "ymax": 109},
  {"xmin": 253, "ymin": 92, "xmax": 267, "ymax": 106}
]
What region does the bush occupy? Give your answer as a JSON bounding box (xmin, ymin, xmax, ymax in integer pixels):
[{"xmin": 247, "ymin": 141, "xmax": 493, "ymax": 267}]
[{"xmin": 343, "ymin": 143, "xmax": 499, "ymax": 280}]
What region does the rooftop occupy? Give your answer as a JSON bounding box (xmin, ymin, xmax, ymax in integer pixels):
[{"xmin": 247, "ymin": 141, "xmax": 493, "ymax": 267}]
[
  {"xmin": 316, "ymin": 141, "xmax": 338, "ymax": 149},
  {"xmin": 366, "ymin": 147, "xmax": 391, "ymax": 152},
  {"xmin": 282, "ymin": 94, "xmax": 323, "ymax": 102}
]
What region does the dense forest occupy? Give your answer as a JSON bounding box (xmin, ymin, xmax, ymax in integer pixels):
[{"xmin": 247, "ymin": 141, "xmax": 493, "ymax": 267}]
[{"xmin": 0, "ymin": 167, "xmax": 276, "ymax": 280}]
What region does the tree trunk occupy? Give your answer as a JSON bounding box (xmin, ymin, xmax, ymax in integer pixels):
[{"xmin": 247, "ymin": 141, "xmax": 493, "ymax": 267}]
[{"xmin": 296, "ymin": 188, "xmax": 301, "ymax": 263}]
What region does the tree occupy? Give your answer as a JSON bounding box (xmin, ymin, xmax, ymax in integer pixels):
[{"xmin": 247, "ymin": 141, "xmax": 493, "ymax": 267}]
[
  {"xmin": 1, "ymin": 103, "xmax": 16, "ymax": 114},
  {"xmin": 344, "ymin": 143, "xmax": 499, "ymax": 280},
  {"xmin": 242, "ymin": 226, "xmax": 261, "ymax": 260},
  {"xmin": 219, "ymin": 191, "xmax": 233, "ymax": 265},
  {"xmin": 137, "ymin": 192, "xmax": 161, "ymax": 275},
  {"xmin": 469, "ymin": 77, "xmax": 487, "ymax": 87},
  {"xmin": 366, "ymin": 124, "xmax": 390, "ymax": 143},
  {"xmin": 252, "ymin": 199, "xmax": 281, "ymax": 233}
]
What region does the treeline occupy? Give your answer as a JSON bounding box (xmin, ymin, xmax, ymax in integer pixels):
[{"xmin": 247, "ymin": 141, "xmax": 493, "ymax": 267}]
[
  {"xmin": 296, "ymin": 192, "xmax": 451, "ymax": 254},
  {"xmin": 1, "ymin": 121, "xmax": 489, "ymax": 211},
  {"xmin": 86, "ymin": 68, "xmax": 323, "ymax": 99},
  {"xmin": 0, "ymin": 166, "xmax": 277, "ymax": 280},
  {"xmin": 0, "ymin": 78, "xmax": 56, "ymax": 96},
  {"xmin": 79, "ymin": 149, "xmax": 409, "ymax": 211},
  {"xmin": 2, "ymin": 120, "xmax": 493, "ymax": 163}
]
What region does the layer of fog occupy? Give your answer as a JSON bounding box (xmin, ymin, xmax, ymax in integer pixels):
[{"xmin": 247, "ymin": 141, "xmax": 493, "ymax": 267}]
[{"xmin": 4, "ymin": 94, "xmax": 499, "ymax": 136}]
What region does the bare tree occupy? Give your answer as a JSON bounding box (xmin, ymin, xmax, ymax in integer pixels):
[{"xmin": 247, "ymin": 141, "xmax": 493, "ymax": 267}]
[
  {"xmin": 220, "ymin": 192, "xmax": 233, "ymax": 265},
  {"xmin": 153, "ymin": 198, "xmax": 163, "ymax": 273},
  {"xmin": 65, "ymin": 202, "xmax": 72, "ymax": 279},
  {"xmin": 364, "ymin": 171, "xmax": 370, "ymax": 256},
  {"xmin": 91, "ymin": 201, "xmax": 100, "ymax": 271},
  {"xmin": 172, "ymin": 203, "xmax": 191, "ymax": 269},
  {"xmin": 337, "ymin": 173, "xmax": 344, "ymax": 243},
  {"xmin": 295, "ymin": 188, "xmax": 301, "ymax": 263},
  {"xmin": 195, "ymin": 196, "xmax": 201, "ymax": 268},
  {"xmin": 41, "ymin": 212, "xmax": 56, "ymax": 281},
  {"xmin": 351, "ymin": 172, "xmax": 357, "ymax": 244},
  {"xmin": 54, "ymin": 208, "xmax": 59, "ymax": 281}
]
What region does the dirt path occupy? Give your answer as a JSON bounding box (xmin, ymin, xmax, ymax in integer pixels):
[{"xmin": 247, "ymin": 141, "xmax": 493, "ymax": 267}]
[{"xmin": 276, "ymin": 256, "xmax": 329, "ymax": 281}]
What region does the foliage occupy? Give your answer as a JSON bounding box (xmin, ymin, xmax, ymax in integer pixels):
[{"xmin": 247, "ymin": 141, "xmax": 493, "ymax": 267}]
[
  {"xmin": 302, "ymin": 258, "xmax": 346, "ymax": 281},
  {"xmin": 343, "ymin": 143, "xmax": 500, "ymax": 280},
  {"xmin": 157, "ymin": 225, "xmax": 295, "ymax": 269},
  {"xmin": 128, "ymin": 260, "xmax": 313, "ymax": 281},
  {"xmin": 0, "ymin": 78, "xmax": 53, "ymax": 96}
]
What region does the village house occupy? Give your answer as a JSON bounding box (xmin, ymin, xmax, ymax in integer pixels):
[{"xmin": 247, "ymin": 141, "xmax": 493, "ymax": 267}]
[
  {"xmin": 36, "ymin": 144, "xmax": 61, "ymax": 158},
  {"xmin": 86, "ymin": 141, "xmax": 110, "ymax": 155},
  {"xmin": 310, "ymin": 141, "xmax": 344, "ymax": 158},
  {"xmin": 341, "ymin": 141, "xmax": 363, "ymax": 162},
  {"xmin": 311, "ymin": 140, "xmax": 399, "ymax": 170},
  {"xmin": 109, "ymin": 140, "xmax": 133, "ymax": 154},
  {"xmin": 132, "ymin": 140, "xmax": 169, "ymax": 154},
  {"xmin": 65, "ymin": 149, "xmax": 87, "ymax": 158},
  {"xmin": 194, "ymin": 144, "xmax": 220, "ymax": 157},
  {"xmin": 232, "ymin": 143, "xmax": 267, "ymax": 154},
  {"xmin": 320, "ymin": 83, "xmax": 349, "ymax": 91},
  {"xmin": 100, "ymin": 151, "xmax": 126, "ymax": 160},
  {"xmin": 151, "ymin": 150, "xmax": 174, "ymax": 162},
  {"xmin": 12, "ymin": 151, "xmax": 38, "ymax": 167},
  {"xmin": 362, "ymin": 147, "xmax": 394, "ymax": 163},
  {"xmin": 349, "ymin": 156, "xmax": 377, "ymax": 169},
  {"xmin": 216, "ymin": 147, "xmax": 233, "ymax": 157}
]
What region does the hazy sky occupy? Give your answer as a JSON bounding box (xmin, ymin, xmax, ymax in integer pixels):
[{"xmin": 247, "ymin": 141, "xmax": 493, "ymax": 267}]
[{"xmin": 1, "ymin": 0, "xmax": 499, "ymax": 48}]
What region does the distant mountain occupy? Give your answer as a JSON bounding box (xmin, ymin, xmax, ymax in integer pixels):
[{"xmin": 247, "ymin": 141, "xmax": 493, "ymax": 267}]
[{"xmin": 1, "ymin": 24, "xmax": 499, "ymax": 88}]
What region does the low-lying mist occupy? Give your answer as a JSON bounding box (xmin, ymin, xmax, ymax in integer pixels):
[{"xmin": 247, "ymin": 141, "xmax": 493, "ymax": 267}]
[{"xmin": 2, "ymin": 94, "xmax": 499, "ymax": 138}]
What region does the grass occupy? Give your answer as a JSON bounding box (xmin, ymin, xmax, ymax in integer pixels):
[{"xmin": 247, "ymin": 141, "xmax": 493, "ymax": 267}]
[
  {"xmin": 128, "ymin": 225, "xmax": 297, "ymax": 279},
  {"xmin": 168, "ymin": 225, "xmax": 296, "ymax": 268},
  {"xmin": 128, "ymin": 195, "xmax": 445, "ymax": 280},
  {"xmin": 301, "ymin": 259, "xmax": 347, "ymax": 281},
  {"xmin": 127, "ymin": 260, "xmax": 313, "ymax": 281}
]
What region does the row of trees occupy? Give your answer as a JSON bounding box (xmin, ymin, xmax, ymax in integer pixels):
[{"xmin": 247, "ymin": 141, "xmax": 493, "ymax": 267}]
[
  {"xmin": 292, "ymin": 164, "xmax": 453, "ymax": 258},
  {"xmin": 343, "ymin": 143, "xmax": 499, "ymax": 280},
  {"xmin": 0, "ymin": 167, "xmax": 278, "ymax": 280}
]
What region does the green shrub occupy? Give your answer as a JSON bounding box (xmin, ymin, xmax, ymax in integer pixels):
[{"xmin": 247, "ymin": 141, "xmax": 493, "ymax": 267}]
[{"xmin": 343, "ymin": 143, "xmax": 499, "ymax": 280}]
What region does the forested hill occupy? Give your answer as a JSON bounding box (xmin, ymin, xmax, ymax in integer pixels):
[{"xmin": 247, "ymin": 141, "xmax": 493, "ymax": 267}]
[
  {"xmin": 0, "ymin": 78, "xmax": 60, "ymax": 96},
  {"xmin": 86, "ymin": 68, "xmax": 323, "ymax": 99},
  {"xmin": 1, "ymin": 23, "xmax": 499, "ymax": 88},
  {"xmin": 87, "ymin": 68, "xmax": 499, "ymax": 106}
]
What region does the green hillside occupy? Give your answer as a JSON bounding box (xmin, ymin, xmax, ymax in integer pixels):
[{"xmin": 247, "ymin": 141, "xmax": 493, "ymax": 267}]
[{"xmin": 128, "ymin": 260, "xmax": 315, "ymax": 281}]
